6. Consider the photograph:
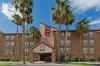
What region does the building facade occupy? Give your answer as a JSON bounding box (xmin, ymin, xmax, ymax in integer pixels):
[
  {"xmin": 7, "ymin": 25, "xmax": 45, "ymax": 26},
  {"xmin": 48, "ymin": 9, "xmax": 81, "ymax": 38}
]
[
  {"xmin": 0, "ymin": 24, "xmax": 100, "ymax": 63},
  {"xmin": 53, "ymin": 30, "xmax": 100, "ymax": 62},
  {"xmin": 0, "ymin": 33, "xmax": 34, "ymax": 61}
]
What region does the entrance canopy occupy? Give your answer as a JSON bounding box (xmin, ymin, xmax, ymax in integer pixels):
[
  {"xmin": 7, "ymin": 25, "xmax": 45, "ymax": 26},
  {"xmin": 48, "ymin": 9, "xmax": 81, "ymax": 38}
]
[{"xmin": 32, "ymin": 42, "xmax": 53, "ymax": 53}]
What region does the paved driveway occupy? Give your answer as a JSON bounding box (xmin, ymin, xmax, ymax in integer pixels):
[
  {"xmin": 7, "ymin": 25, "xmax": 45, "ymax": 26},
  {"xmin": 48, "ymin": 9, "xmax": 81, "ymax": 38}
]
[{"xmin": 95, "ymin": 64, "xmax": 100, "ymax": 66}]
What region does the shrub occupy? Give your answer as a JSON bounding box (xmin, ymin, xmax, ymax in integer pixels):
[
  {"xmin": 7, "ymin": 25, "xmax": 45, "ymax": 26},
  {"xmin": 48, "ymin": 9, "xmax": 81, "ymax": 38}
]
[
  {"xmin": 71, "ymin": 57, "xmax": 79, "ymax": 62},
  {"xmin": 0, "ymin": 57, "xmax": 20, "ymax": 62},
  {"xmin": 66, "ymin": 59, "xmax": 71, "ymax": 62},
  {"xmin": 98, "ymin": 58, "xmax": 100, "ymax": 61},
  {"xmin": 60, "ymin": 55, "xmax": 65, "ymax": 62},
  {"xmin": 4, "ymin": 57, "xmax": 10, "ymax": 61},
  {"xmin": 0, "ymin": 57, "xmax": 4, "ymax": 61},
  {"xmin": 11, "ymin": 58, "xmax": 20, "ymax": 62},
  {"xmin": 90, "ymin": 59, "xmax": 94, "ymax": 61}
]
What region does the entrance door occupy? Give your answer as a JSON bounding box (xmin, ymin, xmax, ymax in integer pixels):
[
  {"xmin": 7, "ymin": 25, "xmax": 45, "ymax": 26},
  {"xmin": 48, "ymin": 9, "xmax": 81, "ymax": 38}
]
[{"xmin": 40, "ymin": 53, "xmax": 51, "ymax": 62}]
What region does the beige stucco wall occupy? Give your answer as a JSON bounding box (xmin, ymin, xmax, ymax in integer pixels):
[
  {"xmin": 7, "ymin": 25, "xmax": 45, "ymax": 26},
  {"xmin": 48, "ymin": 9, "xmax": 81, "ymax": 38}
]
[{"xmin": 33, "ymin": 43, "xmax": 52, "ymax": 53}]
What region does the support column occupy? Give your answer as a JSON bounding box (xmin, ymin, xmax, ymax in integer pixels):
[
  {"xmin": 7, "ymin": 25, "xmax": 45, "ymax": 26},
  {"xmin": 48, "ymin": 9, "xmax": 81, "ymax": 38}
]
[
  {"xmin": 52, "ymin": 50, "xmax": 56, "ymax": 63},
  {"xmin": 29, "ymin": 49, "xmax": 34, "ymax": 63}
]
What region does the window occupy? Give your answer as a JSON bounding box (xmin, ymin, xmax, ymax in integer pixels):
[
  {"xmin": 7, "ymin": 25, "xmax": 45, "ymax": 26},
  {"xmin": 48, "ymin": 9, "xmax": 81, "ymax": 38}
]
[
  {"xmin": 84, "ymin": 55, "xmax": 88, "ymax": 59},
  {"xmin": 5, "ymin": 48, "xmax": 14, "ymax": 55},
  {"xmin": 83, "ymin": 48, "xmax": 88, "ymax": 53},
  {"xmin": 25, "ymin": 49, "xmax": 29, "ymax": 55},
  {"xmin": 5, "ymin": 36, "xmax": 9, "ymax": 40},
  {"xmin": 64, "ymin": 32, "xmax": 71, "ymax": 37},
  {"xmin": 60, "ymin": 48, "xmax": 64, "ymax": 53},
  {"xmin": 11, "ymin": 35, "xmax": 14, "ymax": 39},
  {"xmin": 89, "ymin": 40, "xmax": 94, "ymax": 45},
  {"xmin": 6, "ymin": 42, "xmax": 10, "ymax": 47},
  {"xmin": 66, "ymin": 56, "xmax": 71, "ymax": 59},
  {"xmin": 61, "ymin": 32, "xmax": 65, "ymax": 36},
  {"xmin": 9, "ymin": 35, "xmax": 15, "ymax": 40},
  {"xmin": 90, "ymin": 56, "xmax": 94, "ymax": 59},
  {"xmin": 68, "ymin": 32, "xmax": 71, "ymax": 37},
  {"xmin": 5, "ymin": 35, "xmax": 15, "ymax": 40},
  {"xmin": 89, "ymin": 32, "xmax": 94, "ymax": 37},
  {"xmin": 83, "ymin": 33, "xmax": 88, "ymax": 36},
  {"xmin": 25, "ymin": 42, "xmax": 32, "ymax": 46},
  {"xmin": 83, "ymin": 40, "xmax": 88, "ymax": 45},
  {"xmin": 30, "ymin": 42, "xmax": 34, "ymax": 46},
  {"xmin": 11, "ymin": 42, "xmax": 14, "ymax": 47},
  {"xmin": 66, "ymin": 40, "xmax": 71, "ymax": 45},
  {"xmin": 66, "ymin": 48, "xmax": 71, "ymax": 53},
  {"xmin": 89, "ymin": 48, "xmax": 94, "ymax": 53},
  {"xmin": 60, "ymin": 40, "xmax": 64, "ymax": 45}
]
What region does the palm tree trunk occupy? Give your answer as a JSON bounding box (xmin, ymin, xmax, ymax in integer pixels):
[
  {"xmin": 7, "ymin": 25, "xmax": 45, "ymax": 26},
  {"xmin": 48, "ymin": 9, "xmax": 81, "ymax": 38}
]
[
  {"xmin": 87, "ymin": 32, "xmax": 89, "ymax": 62},
  {"xmin": 25, "ymin": 23, "xmax": 28, "ymax": 61},
  {"xmin": 26, "ymin": 23, "xmax": 28, "ymax": 33},
  {"xmin": 58, "ymin": 24, "xmax": 60, "ymax": 63},
  {"xmin": 64, "ymin": 26, "xmax": 68, "ymax": 62},
  {"xmin": 79, "ymin": 34, "xmax": 81, "ymax": 62},
  {"xmin": 16, "ymin": 24, "xmax": 20, "ymax": 60},
  {"xmin": 22, "ymin": 22, "xmax": 25, "ymax": 64}
]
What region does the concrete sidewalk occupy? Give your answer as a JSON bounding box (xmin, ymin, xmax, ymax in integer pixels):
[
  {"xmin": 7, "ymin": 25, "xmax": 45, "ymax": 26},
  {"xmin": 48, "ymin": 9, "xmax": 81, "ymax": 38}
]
[{"xmin": 16, "ymin": 64, "xmax": 65, "ymax": 66}]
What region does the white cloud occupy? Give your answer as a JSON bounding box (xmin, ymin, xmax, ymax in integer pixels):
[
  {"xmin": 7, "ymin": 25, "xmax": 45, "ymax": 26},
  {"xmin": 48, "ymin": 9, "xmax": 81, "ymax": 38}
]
[
  {"xmin": 71, "ymin": 0, "xmax": 100, "ymax": 13},
  {"xmin": 89, "ymin": 19, "xmax": 100, "ymax": 25},
  {"xmin": 1, "ymin": 3, "xmax": 22, "ymax": 19}
]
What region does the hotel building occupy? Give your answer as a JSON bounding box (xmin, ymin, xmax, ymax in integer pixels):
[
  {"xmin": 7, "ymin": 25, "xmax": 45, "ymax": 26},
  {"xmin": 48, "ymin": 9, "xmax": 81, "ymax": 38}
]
[{"xmin": 0, "ymin": 23, "xmax": 100, "ymax": 63}]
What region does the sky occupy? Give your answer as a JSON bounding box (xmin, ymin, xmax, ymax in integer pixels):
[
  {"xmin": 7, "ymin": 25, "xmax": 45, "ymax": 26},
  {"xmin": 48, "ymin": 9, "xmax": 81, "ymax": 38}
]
[{"xmin": 0, "ymin": 0, "xmax": 100, "ymax": 33}]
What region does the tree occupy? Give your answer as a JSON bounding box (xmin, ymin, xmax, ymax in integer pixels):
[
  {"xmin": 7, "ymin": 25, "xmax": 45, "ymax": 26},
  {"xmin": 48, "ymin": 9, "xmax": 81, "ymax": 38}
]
[
  {"xmin": 52, "ymin": 0, "xmax": 74, "ymax": 62},
  {"xmin": 12, "ymin": 0, "xmax": 33, "ymax": 64},
  {"xmin": 12, "ymin": 14, "xmax": 22, "ymax": 33},
  {"xmin": 62, "ymin": 0, "xmax": 74, "ymax": 61},
  {"xmin": 75, "ymin": 19, "xmax": 89, "ymax": 34},
  {"xmin": 29, "ymin": 26, "xmax": 41, "ymax": 41},
  {"xmin": 12, "ymin": 14, "xmax": 22, "ymax": 61},
  {"xmin": 75, "ymin": 18, "xmax": 89, "ymax": 61}
]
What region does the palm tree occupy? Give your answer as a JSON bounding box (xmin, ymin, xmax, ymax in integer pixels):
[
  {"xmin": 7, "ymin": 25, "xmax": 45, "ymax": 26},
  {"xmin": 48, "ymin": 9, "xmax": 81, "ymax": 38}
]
[
  {"xmin": 52, "ymin": 0, "xmax": 74, "ymax": 62},
  {"xmin": 12, "ymin": 14, "xmax": 22, "ymax": 60},
  {"xmin": 25, "ymin": 14, "xmax": 33, "ymax": 33},
  {"xmin": 12, "ymin": 14, "xmax": 22, "ymax": 33},
  {"xmin": 12, "ymin": 0, "xmax": 33, "ymax": 64},
  {"xmin": 29, "ymin": 26, "xmax": 41, "ymax": 41},
  {"xmin": 75, "ymin": 18, "xmax": 89, "ymax": 61},
  {"xmin": 61, "ymin": 0, "xmax": 74, "ymax": 61}
]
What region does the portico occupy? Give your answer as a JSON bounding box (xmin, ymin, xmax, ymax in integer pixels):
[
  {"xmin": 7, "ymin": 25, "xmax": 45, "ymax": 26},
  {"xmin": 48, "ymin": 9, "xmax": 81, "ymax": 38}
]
[{"xmin": 29, "ymin": 42, "xmax": 56, "ymax": 63}]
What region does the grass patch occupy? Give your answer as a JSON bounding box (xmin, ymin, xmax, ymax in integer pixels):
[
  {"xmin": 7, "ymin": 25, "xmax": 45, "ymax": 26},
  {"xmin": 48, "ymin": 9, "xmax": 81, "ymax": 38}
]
[
  {"xmin": 0, "ymin": 62, "xmax": 22, "ymax": 66},
  {"xmin": 0, "ymin": 64, "xmax": 16, "ymax": 66}
]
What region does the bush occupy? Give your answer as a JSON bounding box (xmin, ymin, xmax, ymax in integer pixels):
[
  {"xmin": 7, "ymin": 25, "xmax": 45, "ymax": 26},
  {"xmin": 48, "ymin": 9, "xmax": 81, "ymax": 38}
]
[
  {"xmin": 90, "ymin": 59, "xmax": 94, "ymax": 62},
  {"xmin": 0, "ymin": 57, "xmax": 20, "ymax": 62},
  {"xmin": 71, "ymin": 57, "xmax": 79, "ymax": 62},
  {"xmin": 66, "ymin": 59, "xmax": 71, "ymax": 62},
  {"xmin": 60, "ymin": 55, "xmax": 65, "ymax": 62},
  {"xmin": 11, "ymin": 58, "xmax": 20, "ymax": 62},
  {"xmin": 4, "ymin": 57, "xmax": 10, "ymax": 61},
  {"xmin": 98, "ymin": 58, "xmax": 100, "ymax": 61},
  {"xmin": 0, "ymin": 57, "xmax": 4, "ymax": 61}
]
